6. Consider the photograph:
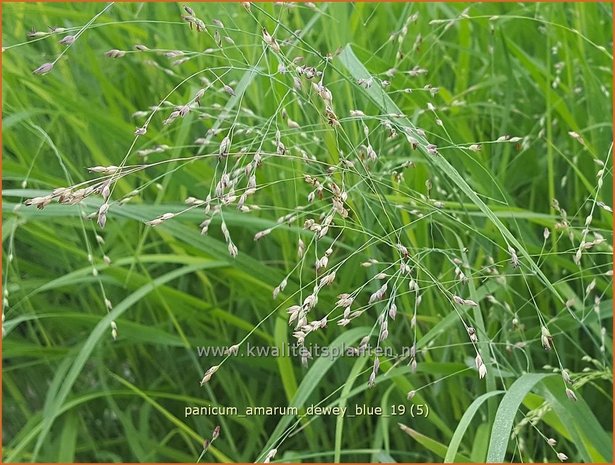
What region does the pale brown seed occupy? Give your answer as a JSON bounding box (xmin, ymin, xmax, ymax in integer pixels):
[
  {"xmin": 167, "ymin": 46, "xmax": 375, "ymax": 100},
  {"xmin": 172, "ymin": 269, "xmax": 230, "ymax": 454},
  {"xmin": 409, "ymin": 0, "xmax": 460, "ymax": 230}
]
[
  {"xmin": 59, "ymin": 35, "xmax": 75, "ymax": 45},
  {"xmin": 33, "ymin": 62, "xmax": 54, "ymax": 75},
  {"xmin": 565, "ymin": 388, "xmax": 577, "ymax": 401},
  {"xmin": 219, "ymin": 136, "xmax": 231, "ymax": 158},
  {"xmin": 105, "ymin": 49, "xmax": 126, "ymax": 58}
]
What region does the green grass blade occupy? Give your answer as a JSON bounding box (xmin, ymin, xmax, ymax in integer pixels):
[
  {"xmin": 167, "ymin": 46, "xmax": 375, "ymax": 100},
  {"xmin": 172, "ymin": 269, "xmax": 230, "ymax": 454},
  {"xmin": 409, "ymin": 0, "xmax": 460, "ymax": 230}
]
[
  {"xmin": 486, "ymin": 373, "xmax": 554, "ymax": 462},
  {"xmin": 444, "ymin": 390, "xmax": 505, "ymax": 463}
]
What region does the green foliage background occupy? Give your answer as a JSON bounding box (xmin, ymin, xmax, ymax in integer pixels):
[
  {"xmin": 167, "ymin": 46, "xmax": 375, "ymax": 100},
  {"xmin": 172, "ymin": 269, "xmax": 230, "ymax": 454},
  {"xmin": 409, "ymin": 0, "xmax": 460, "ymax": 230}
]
[{"xmin": 2, "ymin": 2, "xmax": 613, "ymax": 463}]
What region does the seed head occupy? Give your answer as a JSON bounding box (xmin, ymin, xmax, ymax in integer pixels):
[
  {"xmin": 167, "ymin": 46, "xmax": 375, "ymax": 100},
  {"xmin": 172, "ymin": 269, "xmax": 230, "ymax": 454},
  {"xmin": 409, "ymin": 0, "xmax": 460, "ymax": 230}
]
[
  {"xmin": 336, "ymin": 294, "xmax": 354, "ymax": 308},
  {"xmin": 27, "ymin": 29, "xmax": 48, "ymax": 38},
  {"xmin": 200, "ymin": 365, "xmax": 220, "ymax": 385},
  {"xmin": 568, "ymin": 131, "xmax": 584, "ymax": 145},
  {"xmin": 540, "ymin": 326, "xmax": 553, "ymax": 350},
  {"xmin": 219, "ymin": 136, "xmax": 231, "ymax": 158},
  {"xmin": 368, "ymin": 371, "xmax": 376, "ymax": 387},
  {"xmin": 388, "ymin": 302, "xmax": 397, "ymax": 320},
  {"xmin": 25, "ymin": 195, "xmax": 52, "ymax": 209},
  {"xmin": 319, "ymin": 271, "xmax": 336, "ymax": 287},
  {"xmin": 254, "ymin": 228, "xmax": 273, "ymax": 241},
  {"xmin": 262, "ymin": 27, "xmax": 280, "ymax": 53},
  {"xmin": 228, "ymin": 242, "xmax": 238, "ymax": 258},
  {"xmin": 59, "ymin": 35, "xmax": 75, "ymax": 45},
  {"xmin": 194, "ymin": 88, "xmax": 206, "ymax": 103},
  {"xmin": 565, "ymin": 388, "xmax": 577, "ymax": 401},
  {"xmin": 33, "ymin": 62, "xmax": 54, "ymax": 75},
  {"xmin": 105, "ymin": 49, "xmax": 126, "ymax": 58},
  {"xmin": 297, "ymin": 238, "xmax": 305, "ymax": 258},
  {"xmin": 97, "ymin": 203, "xmax": 109, "ymax": 229},
  {"xmin": 369, "ymin": 283, "xmax": 387, "ymax": 304},
  {"xmin": 273, "ymin": 277, "xmax": 287, "ymax": 299},
  {"xmin": 263, "ymin": 448, "xmax": 277, "ymax": 463}
]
